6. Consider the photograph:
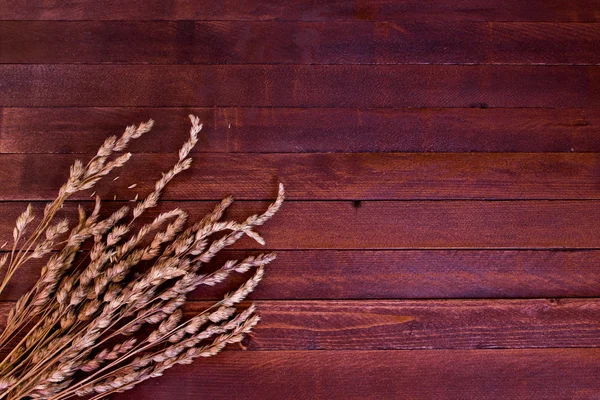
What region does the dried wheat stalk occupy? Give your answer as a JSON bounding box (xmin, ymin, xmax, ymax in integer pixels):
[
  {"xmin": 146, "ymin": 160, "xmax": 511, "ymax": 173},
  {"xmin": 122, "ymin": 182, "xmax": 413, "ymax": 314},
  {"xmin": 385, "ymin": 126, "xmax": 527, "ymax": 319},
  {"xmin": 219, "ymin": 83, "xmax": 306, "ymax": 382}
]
[{"xmin": 0, "ymin": 115, "xmax": 284, "ymax": 399}]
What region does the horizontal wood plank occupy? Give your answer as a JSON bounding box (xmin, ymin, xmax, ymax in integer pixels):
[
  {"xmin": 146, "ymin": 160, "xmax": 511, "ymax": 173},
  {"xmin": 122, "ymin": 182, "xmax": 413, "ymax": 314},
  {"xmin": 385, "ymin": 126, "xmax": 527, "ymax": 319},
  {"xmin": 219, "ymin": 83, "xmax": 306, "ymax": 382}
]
[
  {"xmin": 4, "ymin": 250, "xmax": 600, "ymax": 300},
  {"xmin": 0, "ymin": 201, "xmax": 599, "ymax": 249},
  {"xmin": 204, "ymin": 299, "xmax": 600, "ymax": 350},
  {"xmin": 2, "ymin": 21, "xmax": 600, "ymax": 65},
  {"xmin": 2, "ymin": 153, "xmax": 600, "ymax": 200},
  {"xmin": 3, "ymin": 107, "xmax": 600, "ymax": 153},
  {"xmin": 1, "ymin": 65, "xmax": 599, "ymax": 108},
  {"xmin": 0, "ymin": 0, "xmax": 596, "ymax": 22},
  {"xmin": 1, "ymin": 299, "xmax": 598, "ymax": 350},
  {"xmin": 113, "ymin": 349, "xmax": 600, "ymax": 399}
]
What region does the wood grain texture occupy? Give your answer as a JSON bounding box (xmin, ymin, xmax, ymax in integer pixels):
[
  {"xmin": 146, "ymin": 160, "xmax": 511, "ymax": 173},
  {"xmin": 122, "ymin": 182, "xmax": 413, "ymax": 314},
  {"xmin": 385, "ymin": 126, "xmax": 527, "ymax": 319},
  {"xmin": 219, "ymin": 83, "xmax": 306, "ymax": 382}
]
[
  {"xmin": 112, "ymin": 349, "xmax": 600, "ymax": 400},
  {"xmin": 201, "ymin": 299, "xmax": 600, "ymax": 350},
  {"xmin": 2, "ymin": 153, "xmax": 600, "ymax": 200},
  {"xmin": 1, "ymin": 65, "xmax": 599, "ymax": 108},
  {"xmin": 0, "ymin": 2, "xmax": 598, "ymax": 399},
  {"xmin": 0, "ymin": 201, "xmax": 599, "ymax": 250},
  {"xmin": 2, "ymin": 21, "xmax": 600, "ymax": 65},
  {"xmin": 0, "ymin": 299, "xmax": 596, "ymax": 350},
  {"xmin": 4, "ymin": 107, "xmax": 600, "ymax": 153},
  {"xmin": 3, "ymin": 250, "xmax": 600, "ymax": 301},
  {"xmin": 0, "ymin": 0, "xmax": 596, "ymax": 22}
]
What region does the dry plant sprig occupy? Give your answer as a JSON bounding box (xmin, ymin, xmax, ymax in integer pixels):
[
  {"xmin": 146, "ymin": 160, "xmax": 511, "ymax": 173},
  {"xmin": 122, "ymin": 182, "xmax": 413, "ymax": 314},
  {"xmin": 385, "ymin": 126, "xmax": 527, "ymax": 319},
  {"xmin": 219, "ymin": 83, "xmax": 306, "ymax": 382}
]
[{"xmin": 0, "ymin": 115, "xmax": 284, "ymax": 400}]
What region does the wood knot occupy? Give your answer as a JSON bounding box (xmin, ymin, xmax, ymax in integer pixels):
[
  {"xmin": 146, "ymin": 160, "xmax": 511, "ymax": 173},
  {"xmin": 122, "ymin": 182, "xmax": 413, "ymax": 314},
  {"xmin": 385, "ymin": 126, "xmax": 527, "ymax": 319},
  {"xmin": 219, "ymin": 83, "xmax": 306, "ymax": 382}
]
[{"xmin": 547, "ymin": 298, "xmax": 559, "ymax": 306}]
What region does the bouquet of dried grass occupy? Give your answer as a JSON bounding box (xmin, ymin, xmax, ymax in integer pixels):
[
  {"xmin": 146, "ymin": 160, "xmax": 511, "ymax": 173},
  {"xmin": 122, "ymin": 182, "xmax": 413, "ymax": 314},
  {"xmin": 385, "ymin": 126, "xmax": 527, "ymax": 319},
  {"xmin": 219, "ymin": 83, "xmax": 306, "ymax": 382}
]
[{"xmin": 0, "ymin": 116, "xmax": 284, "ymax": 399}]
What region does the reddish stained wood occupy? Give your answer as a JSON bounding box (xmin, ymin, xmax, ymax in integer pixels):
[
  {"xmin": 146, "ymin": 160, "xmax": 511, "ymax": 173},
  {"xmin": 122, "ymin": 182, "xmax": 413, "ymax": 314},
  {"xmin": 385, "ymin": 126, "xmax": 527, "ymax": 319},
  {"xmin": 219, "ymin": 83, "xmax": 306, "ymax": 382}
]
[
  {"xmin": 4, "ymin": 250, "xmax": 600, "ymax": 301},
  {"xmin": 2, "ymin": 153, "xmax": 600, "ymax": 200},
  {"xmin": 1, "ymin": 65, "xmax": 599, "ymax": 108},
  {"xmin": 0, "ymin": 201, "xmax": 599, "ymax": 249},
  {"xmin": 3, "ymin": 107, "xmax": 600, "ymax": 153},
  {"xmin": 113, "ymin": 349, "xmax": 600, "ymax": 399},
  {"xmin": 213, "ymin": 299, "xmax": 600, "ymax": 350},
  {"xmin": 0, "ymin": 3, "xmax": 596, "ymax": 399},
  {"xmin": 2, "ymin": 22, "xmax": 600, "ymax": 65},
  {"xmin": 491, "ymin": 22, "xmax": 600, "ymax": 65},
  {"xmin": 0, "ymin": 0, "xmax": 596, "ymax": 22},
  {"xmin": 1, "ymin": 299, "xmax": 599, "ymax": 350}
]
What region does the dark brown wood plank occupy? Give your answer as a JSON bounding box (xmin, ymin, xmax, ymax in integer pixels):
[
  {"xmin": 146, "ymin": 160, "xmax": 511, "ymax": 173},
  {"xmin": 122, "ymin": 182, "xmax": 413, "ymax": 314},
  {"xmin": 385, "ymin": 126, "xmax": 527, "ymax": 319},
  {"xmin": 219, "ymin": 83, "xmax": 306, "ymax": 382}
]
[
  {"xmin": 2, "ymin": 153, "xmax": 600, "ymax": 201},
  {"xmin": 1, "ymin": 299, "xmax": 599, "ymax": 350},
  {"xmin": 113, "ymin": 349, "xmax": 600, "ymax": 400},
  {"xmin": 3, "ymin": 107, "xmax": 600, "ymax": 153},
  {"xmin": 0, "ymin": 0, "xmax": 596, "ymax": 22},
  {"xmin": 1, "ymin": 65, "xmax": 598, "ymax": 108},
  {"xmin": 4, "ymin": 250, "xmax": 600, "ymax": 301},
  {"xmin": 2, "ymin": 22, "xmax": 600, "ymax": 65},
  {"xmin": 491, "ymin": 22, "xmax": 600, "ymax": 65},
  {"xmin": 0, "ymin": 201, "xmax": 599, "ymax": 250}
]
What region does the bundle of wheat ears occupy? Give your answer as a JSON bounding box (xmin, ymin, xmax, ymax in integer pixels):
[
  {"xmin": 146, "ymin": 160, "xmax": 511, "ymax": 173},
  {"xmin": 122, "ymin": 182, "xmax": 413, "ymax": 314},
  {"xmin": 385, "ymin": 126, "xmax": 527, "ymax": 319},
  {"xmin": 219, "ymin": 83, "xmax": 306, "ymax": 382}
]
[{"xmin": 0, "ymin": 115, "xmax": 284, "ymax": 399}]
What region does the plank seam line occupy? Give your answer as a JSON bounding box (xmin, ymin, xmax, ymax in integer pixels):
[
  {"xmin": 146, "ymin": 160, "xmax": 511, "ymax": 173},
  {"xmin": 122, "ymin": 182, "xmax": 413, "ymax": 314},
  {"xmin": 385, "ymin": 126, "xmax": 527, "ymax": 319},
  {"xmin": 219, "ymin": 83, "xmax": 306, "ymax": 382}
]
[
  {"xmin": 2, "ymin": 62, "xmax": 600, "ymax": 66},
  {"xmin": 2, "ymin": 247, "xmax": 600, "ymax": 251},
  {"xmin": 3, "ymin": 248, "xmax": 600, "ymax": 253},
  {"xmin": 2, "ymin": 62, "xmax": 600, "ymax": 67},
  {"xmin": 0, "ymin": 151, "xmax": 597, "ymax": 155},
  {"xmin": 4, "ymin": 152, "xmax": 600, "ymax": 155},
  {"xmin": 0, "ymin": 19, "xmax": 598, "ymax": 23},
  {"xmin": 3, "ymin": 105, "xmax": 600, "ymax": 110},
  {"xmin": 2, "ymin": 199, "xmax": 600, "ymax": 203},
  {"xmin": 0, "ymin": 106, "xmax": 597, "ymax": 110}
]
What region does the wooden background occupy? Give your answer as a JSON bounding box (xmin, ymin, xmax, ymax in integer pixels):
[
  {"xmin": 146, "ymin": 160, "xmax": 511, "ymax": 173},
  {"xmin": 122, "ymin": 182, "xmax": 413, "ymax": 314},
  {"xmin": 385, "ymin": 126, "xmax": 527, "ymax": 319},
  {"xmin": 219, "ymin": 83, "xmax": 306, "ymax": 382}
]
[{"xmin": 1, "ymin": 1, "xmax": 600, "ymax": 398}]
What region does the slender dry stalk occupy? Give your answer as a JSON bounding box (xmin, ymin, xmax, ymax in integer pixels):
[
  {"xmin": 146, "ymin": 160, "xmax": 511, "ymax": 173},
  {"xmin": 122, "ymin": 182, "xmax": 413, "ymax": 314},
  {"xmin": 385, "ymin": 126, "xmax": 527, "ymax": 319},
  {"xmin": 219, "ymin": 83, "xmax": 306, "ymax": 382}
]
[{"xmin": 0, "ymin": 116, "xmax": 284, "ymax": 400}]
